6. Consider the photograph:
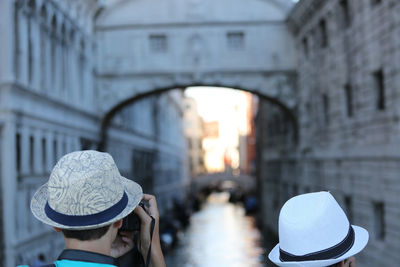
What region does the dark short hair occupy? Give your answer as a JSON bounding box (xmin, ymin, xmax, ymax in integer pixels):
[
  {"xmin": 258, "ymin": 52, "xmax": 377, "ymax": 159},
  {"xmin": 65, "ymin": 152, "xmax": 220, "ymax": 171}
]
[{"xmin": 61, "ymin": 224, "xmax": 111, "ymax": 241}]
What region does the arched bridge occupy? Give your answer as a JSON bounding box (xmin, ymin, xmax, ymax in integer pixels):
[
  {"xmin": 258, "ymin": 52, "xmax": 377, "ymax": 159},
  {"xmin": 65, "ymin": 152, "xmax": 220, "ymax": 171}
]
[
  {"xmin": 95, "ymin": 0, "xmax": 298, "ymax": 138},
  {"xmin": 191, "ymin": 173, "xmax": 258, "ymax": 194}
]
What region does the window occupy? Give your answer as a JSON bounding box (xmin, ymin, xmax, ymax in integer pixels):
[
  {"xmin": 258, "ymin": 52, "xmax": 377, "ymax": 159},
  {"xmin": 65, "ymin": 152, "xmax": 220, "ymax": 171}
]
[
  {"xmin": 61, "ymin": 25, "xmax": 67, "ymax": 92},
  {"xmin": 79, "ymin": 40, "xmax": 86, "ymax": 99},
  {"xmin": 344, "ymin": 196, "xmax": 353, "ymax": 222},
  {"xmin": 80, "ymin": 138, "xmax": 96, "ymax": 150},
  {"xmin": 373, "ymin": 202, "xmax": 385, "ymax": 240},
  {"xmin": 42, "ymin": 138, "xmax": 46, "ymax": 172},
  {"xmin": 372, "ymin": 69, "xmax": 385, "ymax": 110},
  {"xmin": 344, "ymin": 84, "xmax": 353, "ymax": 117},
  {"xmin": 292, "ymin": 184, "xmax": 299, "ymax": 196},
  {"xmin": 27, "ymin": 0, "xmax": 35, "ymax": 84},
  {"xmin": 28, "ymin": 18, "xmax": 33, "ymax": 83},
  {"xmin": 319, "ymin": 19, "xmax": 328, "ymax": 48},
  {"xmin": 305, "ymin": 102, "xmax": 311, "ymax": 117},
  {"xmin": 339, "ymin": 0, "xmax": 351, "ymax": 28},
  {"xmin": 53, "ymin": 139, "xmax": 57, "ymax": 165},
  {"xmin": 227, "ymin": 32, "xmax": 245, "ymax": 50},
  {"xmin": 40, "ymin": 6, "xmax": 47, "ymax": 90},
  {"xmin": 29, "ymin": 136, "xmax": 34, "ymax": 172},
  {"xmin": 62, "ymin": 141, "xmax": 67, "ymax": 154},
  {"xmin": 16, "ymin": 133, "xmax": 21, "ymax": 173},
  {"xmin": 149, "ymin": 35, "xmax": 167, "ymax": 53},
  {"xmin": 51, "ymin": 16, "xmax": 57, "ymax": 89},
  {"xmin": 322, "ymin": 93, "xmax": 329, "ymax": 125},
  {"xmin": 302, "ymin": 36, "xmax": 309, "ymax": 57},
  {"xmin": 371, "ymin": 0, "xmax": 382, "ymax": 6},
  {"xmin": 132, "ymin": 149, "xmax": 155, "ymax": 193},
  {"xmin": 14, "ymin": 3, "xmax": 20, "ymax": 80}
]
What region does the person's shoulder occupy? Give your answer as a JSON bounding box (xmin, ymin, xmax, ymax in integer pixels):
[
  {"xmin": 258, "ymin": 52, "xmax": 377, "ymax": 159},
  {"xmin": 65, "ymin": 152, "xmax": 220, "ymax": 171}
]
[{"xmin": 17, "ymin": 265, "xmax": 55, "ymax": 267}]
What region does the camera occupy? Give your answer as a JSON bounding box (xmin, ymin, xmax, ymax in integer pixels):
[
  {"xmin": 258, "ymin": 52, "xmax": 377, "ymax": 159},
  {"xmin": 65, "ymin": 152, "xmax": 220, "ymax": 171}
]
[{"xmin": 120, "ymin": 201, "xmax": 147, "ymax": 231}]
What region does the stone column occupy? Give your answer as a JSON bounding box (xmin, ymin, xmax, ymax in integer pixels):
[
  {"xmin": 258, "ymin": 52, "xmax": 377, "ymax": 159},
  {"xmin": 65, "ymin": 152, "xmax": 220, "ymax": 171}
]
[
  {"xmin": 33, "ymin": 128, "xmax": 42, "ymax": 175},
  {"xmin": 2, "ymin": 115, "xmax": 17, "ymax": 267},
  {"xmin": 20, "ymin": 126, "xmax": 30, "ymax": 176},
  {"xmin": 57, "ymin": 134, "xmax": 64, "ymax": 161},
  {"xmin": 69, "ymin": 40, "xmax": 77, "ymax": 105},
  {"xmin": 39, "ymin": 25, "xmax": 47, "ymax": 92},
  {"xmin": 31, "ymin": 16, "xmax": 41, "ymax": 90},
  {"xmin": 46, "ymin": 31, "xmax": 52, "ymax": 95},
  {"xmin": 19, "ymin": 10, "xmax": 28, "ymax": 86},
  {"xmin": 56, "ymin": 37, "xmax": 62, "ymax": 97},
  {"xmin": 46, "ymin": 131, "xmax": 53, "ymax": 173},
  {"xmin": 0, "ymin": 0, "xmax": 14, "ymax": 83}
]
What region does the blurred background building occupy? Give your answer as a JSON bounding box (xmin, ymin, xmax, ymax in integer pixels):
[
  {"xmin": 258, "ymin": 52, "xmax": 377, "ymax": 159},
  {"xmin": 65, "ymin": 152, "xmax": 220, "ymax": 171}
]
[
  {"xmin": 183, "ymin": 97, "xmax": 205, "ymax": 177},
  {"xmin": 1, "ymin": 0, "xmax": 399, "ymax": 266}
]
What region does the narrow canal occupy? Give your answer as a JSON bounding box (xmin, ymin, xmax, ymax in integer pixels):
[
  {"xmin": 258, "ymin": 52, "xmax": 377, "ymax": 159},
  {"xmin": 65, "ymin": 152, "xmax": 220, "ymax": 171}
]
[{"xmin": 164, "ymin": 192, "xmax": 267, "ymax": 267}]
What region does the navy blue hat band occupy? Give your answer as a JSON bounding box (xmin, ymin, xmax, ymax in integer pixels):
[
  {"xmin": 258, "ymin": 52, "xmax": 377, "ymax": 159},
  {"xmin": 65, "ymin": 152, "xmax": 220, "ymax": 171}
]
[
  {"xmin": 279, "ymin": 225, "xmax": 355, "ymax": 262},
  {"xmin": 45, "ymin": 192, "xmax": 129, "ymax": 227}
]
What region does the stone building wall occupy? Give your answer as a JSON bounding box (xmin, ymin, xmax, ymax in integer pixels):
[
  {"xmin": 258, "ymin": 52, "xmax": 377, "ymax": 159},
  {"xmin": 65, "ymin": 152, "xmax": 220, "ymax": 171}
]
[{"xmin": 258, "ymin": 0, "xmax": 400, "ymax": 266}]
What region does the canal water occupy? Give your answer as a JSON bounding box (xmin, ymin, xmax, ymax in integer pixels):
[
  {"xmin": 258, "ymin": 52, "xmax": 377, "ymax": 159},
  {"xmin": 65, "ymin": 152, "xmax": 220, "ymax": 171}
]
[{"xmin": 165, "ymin": 192, "xmax": 267, "ymax": 267}]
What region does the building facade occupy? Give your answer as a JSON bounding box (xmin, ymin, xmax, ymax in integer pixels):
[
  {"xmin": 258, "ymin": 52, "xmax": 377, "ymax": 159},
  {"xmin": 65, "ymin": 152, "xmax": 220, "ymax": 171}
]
[
  {"xmin": 183, "ymin": 97, "xmax": 205, "ymax": 178},
  {"xmin": 0, "ymin": 0, "xmax": 187, "ymax": 266},
  {"xmin": 257, "ymin": 0, "xmax": 400, "ymax": 266}
]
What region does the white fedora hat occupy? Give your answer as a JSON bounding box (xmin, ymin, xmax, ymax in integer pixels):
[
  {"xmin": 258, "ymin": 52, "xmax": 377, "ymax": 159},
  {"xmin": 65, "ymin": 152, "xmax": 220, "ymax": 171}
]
[
  {"xmin": 31, "ymin": 150, "xmax": 143, "ymax": 230},
  {"xmin": 268, "ymin": 191, "xmax": 369, "ymax": 267}
]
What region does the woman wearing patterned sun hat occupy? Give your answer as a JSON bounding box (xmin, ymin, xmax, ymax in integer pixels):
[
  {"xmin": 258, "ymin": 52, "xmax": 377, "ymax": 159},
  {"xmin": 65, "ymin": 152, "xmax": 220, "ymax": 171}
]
[{"xmin": 19, "ymin": 150, "xmax": 166, "ymax": 267}]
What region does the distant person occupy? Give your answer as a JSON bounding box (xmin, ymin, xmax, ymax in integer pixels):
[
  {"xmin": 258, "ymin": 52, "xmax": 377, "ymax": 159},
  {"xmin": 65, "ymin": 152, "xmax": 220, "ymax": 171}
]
[
  {"xmin": 268, "ymin": 191, "xmax": 369, "ymax": 267},
  {"xmin": 18, "ymin": 150, "xmax": 166, "ymax": 267}
]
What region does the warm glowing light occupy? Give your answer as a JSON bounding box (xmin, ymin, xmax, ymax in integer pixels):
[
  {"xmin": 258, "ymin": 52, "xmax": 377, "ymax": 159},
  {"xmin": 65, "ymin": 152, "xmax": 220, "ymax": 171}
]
[{"xmin": 185, "ymin": 87, "xmax": 252, "ymax": 173}]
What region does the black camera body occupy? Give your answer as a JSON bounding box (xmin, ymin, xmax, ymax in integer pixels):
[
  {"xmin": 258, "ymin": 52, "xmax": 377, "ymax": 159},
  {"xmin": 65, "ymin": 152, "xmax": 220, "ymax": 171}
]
[{"xmin": 120, "ymin": 201, "xmax": 146, "ymax": 231}]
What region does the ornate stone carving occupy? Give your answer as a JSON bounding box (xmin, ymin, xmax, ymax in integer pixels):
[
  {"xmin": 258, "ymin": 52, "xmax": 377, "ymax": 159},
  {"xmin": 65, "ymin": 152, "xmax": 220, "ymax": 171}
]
[{"xmin": 186, "ymin": 0, "xmax": 207, "ymax": 20}]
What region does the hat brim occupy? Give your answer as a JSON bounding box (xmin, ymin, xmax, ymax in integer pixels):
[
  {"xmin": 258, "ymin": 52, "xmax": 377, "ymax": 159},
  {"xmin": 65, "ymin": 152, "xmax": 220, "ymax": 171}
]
[
  {"xmin": 30, "ymin": 176, "xmax": 143, "ymax": 230},
  {"xmin": 268, "ymin": 225, "xmax": 369, "ymax": 267}
]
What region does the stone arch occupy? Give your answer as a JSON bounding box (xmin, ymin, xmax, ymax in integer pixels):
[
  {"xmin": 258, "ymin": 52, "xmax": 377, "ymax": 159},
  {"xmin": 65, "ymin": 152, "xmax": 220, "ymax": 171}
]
[{"xmin": 98, "ymin": 83, "xmax": 298, "ymax": 151}]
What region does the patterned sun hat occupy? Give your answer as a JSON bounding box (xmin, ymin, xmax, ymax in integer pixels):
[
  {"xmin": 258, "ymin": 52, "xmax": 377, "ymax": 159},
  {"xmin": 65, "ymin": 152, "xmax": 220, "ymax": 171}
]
[{"xmin": 31, "ymin": 150, "xmax": 143, "ymax": 230}]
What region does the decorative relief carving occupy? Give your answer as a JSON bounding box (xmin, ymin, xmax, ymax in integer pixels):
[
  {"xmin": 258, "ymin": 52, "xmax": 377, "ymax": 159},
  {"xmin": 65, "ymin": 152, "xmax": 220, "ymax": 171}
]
[
  {"xmin": 187, "ymin": 34, "xmax": 205, "ymax": 66},
  {"xmin": 186, "ymin": 0, "xmax": 207, "ymax": 20}
]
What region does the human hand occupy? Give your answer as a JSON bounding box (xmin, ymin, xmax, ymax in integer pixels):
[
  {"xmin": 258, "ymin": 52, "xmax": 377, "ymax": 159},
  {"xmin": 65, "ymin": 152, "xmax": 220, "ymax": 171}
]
[
  {"xmin": 341, "ymin": 257, "xmax": 356, "ymax": 267},
  {"xmin": 110, "ymin": 230, "xmax": 134, "ymax": 258},
  {"xmin": 134, "ymin": 194, "xmax": 159, "ymax": 255},
  {"xmin": 134, "ymin": 194, "xmax": 166, "ymax": 267}
]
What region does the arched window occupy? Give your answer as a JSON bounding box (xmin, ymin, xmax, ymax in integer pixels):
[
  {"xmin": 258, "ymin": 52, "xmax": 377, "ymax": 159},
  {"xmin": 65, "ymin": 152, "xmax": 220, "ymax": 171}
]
[
  {"xmin": 27, "ymin": 0, "xmax": 36, "ymax": 84},
  {"xmin": 79, "ymin": 39, "xmax": 86, "ymax": 100},
  {"xmin": 61, "ymin": 24, "xmax": 67, "ymax": 93},
  {"xmin": 69, "ymin": 29, "xmax": 76, "ymax": 98},
  {"xmin": 14, "ymin": 1, "xmax": 22, "ymax": 80},
  {"xmin": 50, "ymin": 15, "xmax": 57, "ymax": 89},
  {"xmin": 40, "ymin": 5, "xmax": 47, "ymax": 90}
]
